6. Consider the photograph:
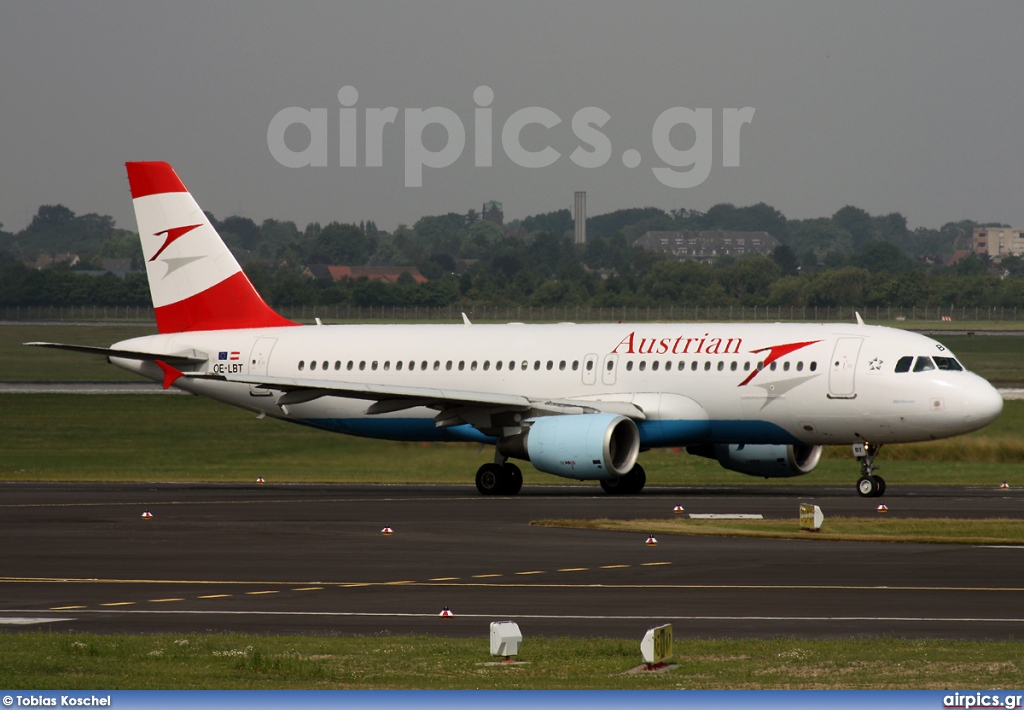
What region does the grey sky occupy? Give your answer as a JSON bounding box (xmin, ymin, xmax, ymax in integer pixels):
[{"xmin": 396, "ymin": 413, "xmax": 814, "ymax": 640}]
[{"xmin": 1, "ymin": 1, "xmax": 1022, "ymax": 235}]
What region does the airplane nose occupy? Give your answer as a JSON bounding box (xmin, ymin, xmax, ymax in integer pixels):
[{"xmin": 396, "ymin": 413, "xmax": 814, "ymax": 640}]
[{"xmin": 962, "ymin": 378, "xmax": 1003, "ymax": 428}]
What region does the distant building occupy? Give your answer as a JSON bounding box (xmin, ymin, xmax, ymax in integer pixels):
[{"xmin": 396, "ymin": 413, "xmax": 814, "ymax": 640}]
[
  {"xmin": 636, "ymin": 230, "xmax": 779, "ymax": 262},
  {"xmin": 973, "ymin": 227, "xmax": 1024, "ymax": 261},
  {"xmin": 26, "ymin": 253, "xmax": 80, "ymax": 270},
  {"xmin": 101, "ymin": 258, "xmax": 137, "ymax": 279},
  {"xmin": 482, "ymin": 201, "xmax": 504, "ymax": 226},
  {"xmin": 303, "ymin": 264, "xmax": 428, "ymax": 284}
]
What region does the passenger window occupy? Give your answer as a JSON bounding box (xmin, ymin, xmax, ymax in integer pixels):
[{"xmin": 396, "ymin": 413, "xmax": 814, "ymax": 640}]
[
  {"xmin": 446, "ymin": 361, "xmax": 453, "ymax": 371},
  {"xmin": 783, "ymin": 361, "xmax": 790, "ymax": 372},
  {"xmin": 421, "ymin": 361, "xmax": 428, "ymax": 371},
  {"xmin": 396, "ymin": 361, "xmax": 403, "ymax": 371},
  {"xmin": 652, "ymin": 361, "xmax": 659, "ymax": 372},
  {"xmin": 691, "ymin": 361, "xmax": 698, "ymax": 371},
  {"xmin": 495, "ymin": 361, "xmax": 503, "ymax": 371},
  {"xmin": 347, "ymin": 361, "xmax": 354, "ymax": 371},
  {"xmin": 796, "ymin": 361, "xmax": 803, "ymax": 372},
  {"xmin": 894, "ymin": 356, "xmax": 913, "ymax": 373},
  {"xmin": 810, "ymin": 362, "xmax": 817, "ymax": 372},
  {"xmin": 383, "ymin": 361, "xmax": 390, "ymax": 371},
  {"xmin": 359, "ymin": 361, "xmax": 366, "ymax": 371},
  {"xmin": 744, "ymin": 362, "xmax": 751, "ymax": 371},
  {"xmin": 913, "ymin": 356, "xmax": 935, "ymax": 372},
  {"xmin": 409, "ymin": 361, "xmax": 415, "ymax": 370},
  {"xmin": 534, "ymin": 361, "xmax": 541, "ymax": 371},
  {"xmin": 522, "ymin": 360, "xmax": 529, "ymax": 370},
  {"xmin": 458, "ymin": 361, "xmax": 465, "ymax": 371},
  {"xmin": 626, "ymin": 361, "xmax": 634, "ymax": 371},
  {"xmin": 334, "ymin": 361, "xmax": 341, "ymax": 370},
  {"xmin": 934, "ymin": 357, "xmax": 963, "ymax": 371},
  {"xmin": 770, "ymin": 362, "xmax": 777, "ymax": 371},
  {"xmin": 483, "ymin": 361, "xmax": 490, "ymax": 371},
  {"xmin": 322, "ymin": 361, "xmax": 328, "ymax": 371},
  {"xmin": 757, "ymin": 361, "xmax": 764, "ymax": 371},
  {"xmin": 572, "ymin": 361, "xmax": 579, "ymax": 371},
  {"xmin": 606, "ymin": 360, "xmax": 614, "ymax": 371},
  {"xmin": 585, "ymin": 360, "xmax": 594, "ymax": 371},
  {"xmin": 639, "ymin": 361, "xmax": 646, "ymax": 372},
  {"xmin": 471, "ymin": 361, "xmax": 477, "ymax": 371},
  {"xmin": 704, "ymin": 361, "xmax": 711, "ymax": 371},
  {"xmin": 730, "ymin": 361, "xmax": 738, "ymax": 371},
  {"xmin": 678, "ymin": 361, "xmax": 685, "ymax": 371},
  {"xmin": 546, "ymin": 361, "xmax": 553, "ymax": 370},
  {"xmin": 310, "ymin": 361, "xmax": 317, "ymax": 371},
  {"xmin": 298, "ymin": 361, "xmax": 305, "ymax": 371},
  {"xmin": 371, "ymin": 361, "xmax": 378, "ymax": 371},
  {"xmin": 717, "ymin": 361, "xmax": 724, "ymax": 371},
  {"xmin": 559, "ymin": 361, "xmax": 566, "ymax": 371},
  {"xmin": 510, "ymin": 361, "xmax": 516, "ymax": 371},
  {"xmin": 433, "ymin": 361, "xmax": 440, "ymax": 371}
]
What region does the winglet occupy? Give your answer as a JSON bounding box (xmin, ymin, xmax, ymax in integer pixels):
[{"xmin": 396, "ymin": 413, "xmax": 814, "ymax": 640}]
[
  {"xmin": 155, "ymin": 360, "xmax": 184, "ymax": 389},
  {"xmin": 462, "ymin": 312, "xmax": 472, "ymax": 326},
  {"xmin": 855, "ymin": 312, "xmax": 865, "ymax": 326}
]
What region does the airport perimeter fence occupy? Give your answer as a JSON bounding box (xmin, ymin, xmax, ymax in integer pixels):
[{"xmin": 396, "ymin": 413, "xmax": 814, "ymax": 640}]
[{"xmin": 2, "ymin": 303, "xmax": 1022, "ymax": 324}]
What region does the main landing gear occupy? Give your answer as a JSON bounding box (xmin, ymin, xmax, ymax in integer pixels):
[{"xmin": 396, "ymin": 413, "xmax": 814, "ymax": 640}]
[
  {"xmin": 599, "ymin": 464, "xmax": 647, "ymax": 495},
  {"xmin": 854, "ymin": 442, "xmax": 886, "ymax": 498},
  {"xmin": 475, "ymin": 461, "xmax": 523, "ymax": 496}
]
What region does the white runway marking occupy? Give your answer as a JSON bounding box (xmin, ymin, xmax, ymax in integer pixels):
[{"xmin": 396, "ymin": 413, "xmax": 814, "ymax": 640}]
[
  {"xmin": 689, "ymin": 514, "xmax": 764, "ymax": 520},
  {"xmin": 4, "ymin": 609, "xmax": 1023, "ymax": 624},
  {"xmin": 0, "ymin": 617, "xmax": 74, "ymax": 625}
]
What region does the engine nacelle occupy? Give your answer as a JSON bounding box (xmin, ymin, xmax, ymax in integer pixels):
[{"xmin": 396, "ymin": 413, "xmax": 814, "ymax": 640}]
[
  {"xmin": 687, "ymin": 443, "xmax": 822, "ymax": 478},
  {"xmin": 499, "ymin": 413, "xmax": 640, "ymax": 480}
]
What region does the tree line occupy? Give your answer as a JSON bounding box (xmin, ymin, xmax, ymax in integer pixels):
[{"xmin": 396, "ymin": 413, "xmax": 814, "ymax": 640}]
[{"xmin": 2, "ymin": 199, "xmax": 1023, "ymax": 310}]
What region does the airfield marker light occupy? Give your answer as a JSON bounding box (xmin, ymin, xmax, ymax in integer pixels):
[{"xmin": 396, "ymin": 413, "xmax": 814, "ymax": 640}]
[
  {"xmin": 645, "ymin": 534, "xmax": 658, "ymax": 546},
  {"xmin": 256, "ymin": 477, "xmax": 265, "ymax": 484},
  {"xmin": 876, "ymin": 504, "xmax": 888, "ymax": 513},
  {"xmin": 673, "ymin": 505, "xmax": 685, "ymax": 514},
  {"xmin": 381, "ymin": 525, "xmax": 394, "ymax": 535},
  {"xmin": 490, "ymin": 621, "xmax": 522, "ymax": 659},
  {"xmin": 1000, "ymin": 482, "xmax": 1010, "ymax": 490},
  {"xmin": 439, "ymin": 606, "xmax": 453, "ymax": 618},
  {"xmin": 141, "ymin": 511, "xmax": 153, "ymax": 519}
]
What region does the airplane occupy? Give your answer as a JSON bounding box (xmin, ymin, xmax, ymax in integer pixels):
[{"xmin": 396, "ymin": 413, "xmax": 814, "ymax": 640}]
[{"xmin": 27, "ymin": 162, "xmax": 1004, "ymax": 498}]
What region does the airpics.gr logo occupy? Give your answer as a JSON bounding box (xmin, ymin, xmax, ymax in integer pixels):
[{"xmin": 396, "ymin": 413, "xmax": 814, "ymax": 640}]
[{"xmin": 267, "ymin": 85, "xmax": 754, "ymax": 188}]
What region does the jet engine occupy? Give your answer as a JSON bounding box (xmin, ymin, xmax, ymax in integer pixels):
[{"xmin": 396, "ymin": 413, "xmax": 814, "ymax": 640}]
[
  {"xmin": 498, "ymin": 413, "xmax": 640, "ymax": 480},
  {"xmin": 687, "ymin": 443, "xmax": 822, "ymax": 478}
]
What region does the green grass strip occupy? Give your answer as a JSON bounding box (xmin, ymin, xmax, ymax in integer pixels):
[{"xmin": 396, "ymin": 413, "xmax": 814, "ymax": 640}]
[
  {"xmin": 0, "ymin": 633, "xmax": 1022, "ymax": 689},
  {"xmin": 534, "ymin": 517, "xmax": 1024, "ymax": 546}
]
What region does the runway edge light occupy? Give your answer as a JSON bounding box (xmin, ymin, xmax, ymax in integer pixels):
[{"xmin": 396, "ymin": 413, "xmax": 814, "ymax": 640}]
[
  {"xmin": 645, "ymin": 534, "xmax": 658, "ymax": 546},
  {"xmin": 439, "ymin": 606, "xmax": 453, "ymax": 618},
  {"xmin": 673, "ymin": 505, "xmax": 684, "ymax": 513},
  {"xmin": 141, "ymin": 511, "xmax": 153, "ymax": 519},
  {"xmin": 640, "ymin": 623, "xmax": 672, "ymax": 668},
  {"xmin": 877, "ymin": 504, "xmax": 888, "ymax": 513},
  {"xmin": 799, "ymin": 503, "xmax": 824, "ymax": 531},
  {"xmin": 490, "ymin": 621, "xmax": 522, "ymax": 658},
  {"xmin": 381, "ymin": 525, "xmax": 393, "ymax": 535}
]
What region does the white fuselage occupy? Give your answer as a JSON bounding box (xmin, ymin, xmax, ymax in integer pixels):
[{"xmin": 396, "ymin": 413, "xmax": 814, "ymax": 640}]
[{"xmin": 110, "ymin": 321, "xmax": 1003, "ymax": 449}]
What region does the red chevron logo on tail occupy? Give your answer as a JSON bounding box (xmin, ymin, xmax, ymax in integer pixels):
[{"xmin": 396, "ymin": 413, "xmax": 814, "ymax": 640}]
[{"xmin": 150, "ymin": 224, "xmax": 202, "ymax": 262}]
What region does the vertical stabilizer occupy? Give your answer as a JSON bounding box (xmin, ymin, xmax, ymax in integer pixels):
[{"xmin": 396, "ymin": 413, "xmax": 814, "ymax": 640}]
[{"xmin": 126, "ymin": 161, "xmax": 296, "ymax": 333}]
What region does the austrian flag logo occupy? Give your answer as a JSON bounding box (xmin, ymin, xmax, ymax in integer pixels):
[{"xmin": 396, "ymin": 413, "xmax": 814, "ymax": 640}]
[
  {"xmin": 150, "ymin": 223, "xmax": 202, "ymax": 261},
  {"xmin": 218, "ymin": 351, "xmax": 240, "ymax": 361}
]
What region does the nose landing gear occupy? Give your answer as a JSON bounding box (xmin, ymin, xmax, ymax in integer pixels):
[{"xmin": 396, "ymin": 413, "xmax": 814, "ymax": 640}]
[{"xmin": 854, "ymin": 442, "xmax": 886, "ymax": 497}]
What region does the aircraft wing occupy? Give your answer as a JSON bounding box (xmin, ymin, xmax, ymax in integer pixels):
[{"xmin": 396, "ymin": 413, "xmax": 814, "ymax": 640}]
[
  {"xmin": 201, "ymin": 372, "xmax": 645, "ymax": 423},
  {"xmin": 24, "ymin": 342, "xmax": 209, "ymax": 364}
]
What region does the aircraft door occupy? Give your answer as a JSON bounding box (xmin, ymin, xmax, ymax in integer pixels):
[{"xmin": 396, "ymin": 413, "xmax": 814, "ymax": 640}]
[
  {"xmin": 828, "ymin": 337, "xmax": 862, "ymax": 398},
  {"xmin": 582, "ymin": 353, "xmax": 598, "ymax": 385},
  {"xmin": 248, "ymin": 337, "xmax": 277, "ymax": 396},
  {"xmin": 601, "ymin": 354, "xmax": 619, "ymax": 386}
]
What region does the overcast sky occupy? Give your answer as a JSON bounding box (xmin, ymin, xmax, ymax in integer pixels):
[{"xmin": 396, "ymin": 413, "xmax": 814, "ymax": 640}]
[{"xmin": 2, "ymin": 1, "xmax": 1022, "ymax": 235}]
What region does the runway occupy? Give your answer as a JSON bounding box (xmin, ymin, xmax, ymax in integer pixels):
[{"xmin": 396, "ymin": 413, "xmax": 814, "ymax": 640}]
[{"xmin": 1, "ymin": 482, "xmax": 1022, "ymax": 640}]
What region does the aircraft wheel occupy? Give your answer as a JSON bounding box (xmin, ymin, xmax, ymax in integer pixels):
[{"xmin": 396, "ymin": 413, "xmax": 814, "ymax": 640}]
[
  {"xmin": 857, "ymin": 475, "xmax": 879, "ymax": 498},
  {"xmin": 874, "ymin": 475, "xmax": 886, "ymax": 496},
  {"xmin": 502, "ymin": 463, "xmax": 523, "ymax": 496},
  {"xmin": 600, "ymin": 464, "xmax": 646, "ymax": 495},
  {"xmin": 476, "ymin": 463, "xmax": 504, "ymax": 496}
]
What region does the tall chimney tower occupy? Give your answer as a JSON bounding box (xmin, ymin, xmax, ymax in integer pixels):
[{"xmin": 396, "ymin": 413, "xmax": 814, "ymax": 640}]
[{"xmin": 574, "ymin": 191, "xmax": 586, "ymax": 245}]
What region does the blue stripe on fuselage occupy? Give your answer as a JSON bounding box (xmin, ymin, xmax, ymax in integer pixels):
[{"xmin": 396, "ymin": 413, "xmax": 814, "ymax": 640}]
[{"xmin": 296, "ymin": 417, "xmax": 801, "ymax": 447}]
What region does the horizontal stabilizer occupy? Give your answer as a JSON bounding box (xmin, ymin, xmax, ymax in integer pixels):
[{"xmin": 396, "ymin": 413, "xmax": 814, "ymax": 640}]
[{"xmin": 24, "ymin": 342, "xmax": 208, "ymax": 364}]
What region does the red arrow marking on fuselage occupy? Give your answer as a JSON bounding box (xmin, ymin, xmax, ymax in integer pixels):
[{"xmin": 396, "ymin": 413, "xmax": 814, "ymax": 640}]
[
  {"xmin": 737, "ymin": 339, "xmax": 822, "ymax": 387},
  {"xmin": 155, "ymin": 359, "xmax": 184, "ymax": 389},
  {"xmin": 150, "ymin": 224, "xmax": 202, "ymax": 262}
]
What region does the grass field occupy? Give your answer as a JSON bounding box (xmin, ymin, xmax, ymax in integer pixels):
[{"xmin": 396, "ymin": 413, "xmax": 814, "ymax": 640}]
[
  {"xmin": 2, "ymin": 323, "xmax": 1024, "ymax": 385},
  {"xmin": 1, "ymin": 394, "xmax": 1021, "ymax": 485},
  {"xmin": 0, "ymin": 633, "xmax": 1022, "ymax": 689}
]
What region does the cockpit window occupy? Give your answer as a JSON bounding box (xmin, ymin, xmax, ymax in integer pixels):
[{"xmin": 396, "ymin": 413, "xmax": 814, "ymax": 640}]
[
  {"xmin": 934, "ymin": 356, "xmax": 963, "ymax": 371},
  {"xmin": 913, "ymin": 356, "xmax": 935, "ymax": 372},
  {"xmin": 894, "ymin": 356, "xmax": 913, "ymax": 373}
]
